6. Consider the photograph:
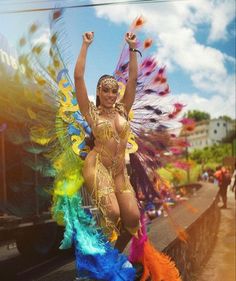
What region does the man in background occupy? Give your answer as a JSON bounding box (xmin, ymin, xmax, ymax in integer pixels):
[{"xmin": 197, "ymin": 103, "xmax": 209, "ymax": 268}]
[{"xmin": 214, "ymin": 166, "xmax": 231, "ymax": 209}]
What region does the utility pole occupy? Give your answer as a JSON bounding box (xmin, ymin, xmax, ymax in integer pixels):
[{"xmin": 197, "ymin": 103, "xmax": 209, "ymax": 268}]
[
  {"xmin": 34, "ymin": 153, "xmax": 40, "ymax": 217},
  {"xmin": 181, "ymin": 118, "xmax": 196, "ymax": 184},
  {"xmin": 185, "ymin": 133, "xmax": 190, "ymax": 184}
]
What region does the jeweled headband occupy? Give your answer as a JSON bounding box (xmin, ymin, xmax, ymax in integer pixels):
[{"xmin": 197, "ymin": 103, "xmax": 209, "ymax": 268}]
[{"xmin": 99, "ymin": 77, "xmax": 118, "ymax": 90}]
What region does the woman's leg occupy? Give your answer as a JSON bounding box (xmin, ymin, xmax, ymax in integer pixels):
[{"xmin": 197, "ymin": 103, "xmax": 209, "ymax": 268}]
[
  {"xmin": 83, "ymin": 154, "xmax": 121, "ymax": 237},
  {"xmin": 114, "ymin": 191, "xmax": 140, "ymax": 252},
  {"xmin": 114, "ymin": 171, "xmax": 140, "ymax": 252}
]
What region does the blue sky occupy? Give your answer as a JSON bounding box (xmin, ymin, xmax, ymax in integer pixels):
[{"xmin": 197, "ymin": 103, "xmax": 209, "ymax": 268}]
[{"xmin": 0, "ymin": 0, "xmax": 235, "ymax": 118}]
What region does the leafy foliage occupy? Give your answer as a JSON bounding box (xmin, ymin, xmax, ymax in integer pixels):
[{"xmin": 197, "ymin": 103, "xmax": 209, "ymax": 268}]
[
  {"xmin": 219, "ymin": 115, "xmax": 234, "ymax": 122},
  {"xmin": 159, "ymin": 143, "xmax": 233, "ymax": 186},
  {"xmin": 189, "ymin": 143, "xmax": 232, "ymax": 165},
  {"xmin": 185, "ymin": 110, "xmax": 210, "ymax": 122},
  {"xmin": 158, "ymin": 162, "xmax": 201, "ymax": 185}
]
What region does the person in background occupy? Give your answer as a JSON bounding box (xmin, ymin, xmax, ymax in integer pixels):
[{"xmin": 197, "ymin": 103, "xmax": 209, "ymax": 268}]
[
  {"xmin": 201, "ymin": 169, "xmax": 209, "ymax": 182},
  {"xmin": 208, "ymin": 168, "xmax": 215, "ymax": 183},
  {"xmin": 229, "ymin": 163, "xmax": 236, "ymax": 200},
  {"xmin": 214, "ymin": 166, "xmax": 231, "ymax": 208}
]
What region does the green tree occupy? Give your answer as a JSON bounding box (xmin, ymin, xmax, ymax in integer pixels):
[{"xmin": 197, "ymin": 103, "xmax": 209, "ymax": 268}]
[
  {"xmin": 190, "ymin": 143, "xmax": 232, "ymax": 165},
  {"xmin": 186, "ymin": 110, "xmax": 210, "ymax": 122},
  {"xmin": 221, "ymin": 123, "xmax": 236, "ymax": 157},
  {"xmin": 219, "ymin": 115, "xmax": 234, "ymax": 122}
]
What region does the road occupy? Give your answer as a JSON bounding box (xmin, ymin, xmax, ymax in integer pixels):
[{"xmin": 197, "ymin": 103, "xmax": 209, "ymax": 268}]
[{"xmin": 197, "ymin": 189, "xmax": 235, "ymax": 281}]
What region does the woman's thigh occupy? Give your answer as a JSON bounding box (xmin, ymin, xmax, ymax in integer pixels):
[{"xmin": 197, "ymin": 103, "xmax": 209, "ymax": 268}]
[
  {"xmin": 114, "ymin": 172, "xmax": 140, "ymax": 226},
  {"xmin": 83, "ymin": 153, "xmax": 120, "ymax": 221}
]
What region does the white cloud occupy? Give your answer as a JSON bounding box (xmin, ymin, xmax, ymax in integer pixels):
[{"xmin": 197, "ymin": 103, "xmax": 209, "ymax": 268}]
[
  {"xmin": 177, "ymin": 92, "xmax": 235, "ymax": 119},
  {"xmin": 92, "ymin": 0, "xmax": 235, "ymax": 115},
  {"xmin": 191, "ymin": 72, "xmax": 235, "ymax": 97},
  {"xmin": 180, "ymin": 0, "xmax": 235, "ymax": 41},
  {"xmin": 207, "ymin": 0, "xmax": 236, "ymax": 42}
]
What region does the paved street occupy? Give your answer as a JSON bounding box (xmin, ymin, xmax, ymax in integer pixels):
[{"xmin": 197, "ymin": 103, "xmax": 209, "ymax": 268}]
[{"xmin": 197, "ymin": 190, "xmax": 235, "ymax": 281}]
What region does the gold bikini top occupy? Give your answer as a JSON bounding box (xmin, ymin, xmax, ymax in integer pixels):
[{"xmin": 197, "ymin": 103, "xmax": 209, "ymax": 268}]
[{"xmin": 87, "ymin": 101, "xmax": 130, "ymax": 143}]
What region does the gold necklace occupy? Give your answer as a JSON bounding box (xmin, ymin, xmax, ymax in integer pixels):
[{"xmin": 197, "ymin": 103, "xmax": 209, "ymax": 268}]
[{"xmin": 98, "ymin": 105, "xmax": 116, "ymax": 117}]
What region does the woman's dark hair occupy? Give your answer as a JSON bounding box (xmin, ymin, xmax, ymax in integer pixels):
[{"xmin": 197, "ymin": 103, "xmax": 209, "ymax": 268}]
[{"xmin": 96, "ymin": 95, "xmax": 100, "ymax": 107}]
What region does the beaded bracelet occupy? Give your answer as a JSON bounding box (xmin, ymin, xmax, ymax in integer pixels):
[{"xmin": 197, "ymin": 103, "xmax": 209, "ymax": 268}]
[{"xmin": 129, "ymin": 47, "xmax": 142, "ymax": 57}]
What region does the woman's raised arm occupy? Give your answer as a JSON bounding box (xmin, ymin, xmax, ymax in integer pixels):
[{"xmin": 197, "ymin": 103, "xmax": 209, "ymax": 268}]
[
  {"xmin": 74, "ymin": 32, "xmax": 94, "ymax": 118},
  {"xmin": 121, "ymin": 32, "xmax": 138, "ymax": 113}
]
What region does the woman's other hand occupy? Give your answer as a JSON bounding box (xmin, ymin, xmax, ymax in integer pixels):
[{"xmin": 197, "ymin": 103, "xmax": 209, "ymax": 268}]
[
  {"xmin": 82, "ymin": 32, "xmax": 94, "ymax": 46},
  {"xmin": 125, "ymin": 32, "xmax": 137, "ymax": 48}
]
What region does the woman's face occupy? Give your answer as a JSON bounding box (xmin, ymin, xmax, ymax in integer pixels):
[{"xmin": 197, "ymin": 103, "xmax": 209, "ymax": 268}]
[{"xmin": 97, "ymin": 78, "xmax": 119, "ymax": 108}]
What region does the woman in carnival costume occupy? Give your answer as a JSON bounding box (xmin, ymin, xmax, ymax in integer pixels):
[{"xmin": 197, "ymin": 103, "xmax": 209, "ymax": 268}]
[
  {"xmin": 74, "ymin": 31, "xmax": 140, "ymax": 253},
  {"xmin": 0, "ymin": 11, "xmax": 183, "ymax": 280},
  {"xmin": 73, "ymin": 31, "xmax": 181, "ymax": 281}
]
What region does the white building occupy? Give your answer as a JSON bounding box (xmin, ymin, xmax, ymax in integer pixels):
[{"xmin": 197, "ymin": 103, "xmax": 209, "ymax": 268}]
[{"xmin": 185, "ymin": 119, "xmax": 234, "ymax": 151}]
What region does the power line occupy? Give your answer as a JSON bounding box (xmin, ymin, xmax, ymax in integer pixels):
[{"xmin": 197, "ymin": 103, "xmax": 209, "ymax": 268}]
[
  {"xmin": 0, "ymin": 0, "xmax": 189, "ymax": 14},
  {"xmin": 0, "ymin": 0, "xmax": 88, "ymax": 5}
]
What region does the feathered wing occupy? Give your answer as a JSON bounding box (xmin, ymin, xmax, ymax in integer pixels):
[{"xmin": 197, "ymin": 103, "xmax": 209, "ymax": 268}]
[
  {"xmin": 0, "ymin": 25, "xmax": 59, "ymax": 216},
  {"xmin": 114, "ymin": 17, "xmax": 184, "ymax": 201},
  {"xmin": 0, "ymin": 10, "xmax": 136, "ymax": 280},
  {"xmin": 0, "ymin": 10, "xmax": 83, "ymax": 212}
]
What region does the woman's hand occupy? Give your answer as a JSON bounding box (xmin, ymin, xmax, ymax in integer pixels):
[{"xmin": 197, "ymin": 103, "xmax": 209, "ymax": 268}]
[
  {"xmin": 82, "ymin": 32, "xmax": 94, "ymax": 46},
  {"xmin": 125, "ymin": 32, "xmax": 137, "ymax": 48}
]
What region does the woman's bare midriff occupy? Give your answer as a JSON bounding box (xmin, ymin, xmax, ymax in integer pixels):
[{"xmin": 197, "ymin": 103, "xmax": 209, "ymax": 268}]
[
  {"xmin": 83, "ymin": 139, "xmax": 127, "ymax": 179},
  {"xmin": 84, "ymin": 148, "xmax": 125, "ymax": 173}
]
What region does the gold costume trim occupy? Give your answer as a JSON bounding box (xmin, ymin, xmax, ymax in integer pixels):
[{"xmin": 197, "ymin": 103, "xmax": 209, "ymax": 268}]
[
  {"xmin": 92, "ymin": 153, "xmax": 136, "ymax": 239},
  {"xmin": 93, "ymin": 154, "xmax": 120, "ymax": 238},
  {"xmin": 85, "ymin": 101, "xmax": 139, "ymax": 239}
]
